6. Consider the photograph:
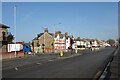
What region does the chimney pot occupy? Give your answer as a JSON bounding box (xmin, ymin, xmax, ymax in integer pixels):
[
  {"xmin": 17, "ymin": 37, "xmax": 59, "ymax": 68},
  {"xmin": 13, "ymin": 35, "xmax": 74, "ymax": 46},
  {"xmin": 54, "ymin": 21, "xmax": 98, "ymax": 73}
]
[
  {"xmin": 65, "ymin": 32, "xmax": 68, "ymax": 36},
  {"xmin": 44, "ymin": 28, "xmax": 48, "ymax": 33}
]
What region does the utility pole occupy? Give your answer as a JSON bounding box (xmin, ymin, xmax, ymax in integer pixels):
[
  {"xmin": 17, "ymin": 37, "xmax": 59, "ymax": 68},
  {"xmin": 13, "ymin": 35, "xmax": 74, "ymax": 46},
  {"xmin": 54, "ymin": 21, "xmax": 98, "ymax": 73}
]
[
  {"xmin": 53, "ymin": 23, "xmax": 61, "ymax": 53},
  {"xmin": 53, "ymin": 24, "xmax": 55, "ymax": 53},
  {"xmin": 14, "ymin": 5, "xmax": 17, "ymax": 57},
  {"xmin": 42, "ymin": 27, "xmax": 45, "ymax": 53}
]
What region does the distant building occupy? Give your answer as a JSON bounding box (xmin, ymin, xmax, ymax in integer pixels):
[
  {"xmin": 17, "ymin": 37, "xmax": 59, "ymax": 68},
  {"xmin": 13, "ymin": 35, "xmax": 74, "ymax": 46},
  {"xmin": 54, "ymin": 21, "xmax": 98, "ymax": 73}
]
[
  {"xmin": 72, "ymin": 37, "xmax": 88, "ymax": 49},
  {"xmin": 92, "ymin": 40, "xmax": 98, "ymax": 47}
]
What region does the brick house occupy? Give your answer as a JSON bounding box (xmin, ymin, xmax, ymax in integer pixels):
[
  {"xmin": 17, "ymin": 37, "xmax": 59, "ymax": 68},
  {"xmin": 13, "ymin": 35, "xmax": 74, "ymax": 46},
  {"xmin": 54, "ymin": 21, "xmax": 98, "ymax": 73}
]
[
  {"xmin": 32, "ymin": 28, "xmax": 54, "ymax": 53},
  {"xmin": 0, "ymin": 24, "xmax": 10, "ymax": 52},
  {"xmin": 0, "ymin": 24, "xmax": 24, "ymax": 59}
]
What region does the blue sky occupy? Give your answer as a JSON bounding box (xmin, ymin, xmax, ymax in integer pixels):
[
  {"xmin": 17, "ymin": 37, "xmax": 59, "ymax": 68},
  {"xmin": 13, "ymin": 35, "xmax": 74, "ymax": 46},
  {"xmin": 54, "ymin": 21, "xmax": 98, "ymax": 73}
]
[{"xmin": 2, "ymin": 2, "xmax": 118, "ymax": 42}]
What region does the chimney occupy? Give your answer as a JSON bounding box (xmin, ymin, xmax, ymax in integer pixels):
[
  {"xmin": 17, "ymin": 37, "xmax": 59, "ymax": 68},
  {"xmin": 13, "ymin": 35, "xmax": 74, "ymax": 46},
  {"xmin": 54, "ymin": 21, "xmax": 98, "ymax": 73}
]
[
  {"xmin": 77, "ymin": 37, "xmax": 80, "ymax": 40},
  {"xmin": 70, "ymin": 35, "xmax": 73, "ymax": 38},
  {"xmin": 44, "ymin": 28, "xmax": 48, "ymax": 33},
  {"xmin": 55, "ymin": 31, "xmax": 61, "ymax": 35},
  {"xmin": 65, "ymin": 32, "xmax": 68, "ymax": 36}
]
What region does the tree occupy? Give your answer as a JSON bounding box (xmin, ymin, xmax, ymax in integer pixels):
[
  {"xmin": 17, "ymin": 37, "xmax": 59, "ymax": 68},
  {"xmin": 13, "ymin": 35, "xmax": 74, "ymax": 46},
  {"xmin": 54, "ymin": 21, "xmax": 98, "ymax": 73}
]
[
  {"xmin": 7, "ymin": 34, "xmax": 14, "ymax": 43},
  {"xmin": 107, "ymin": 39, "xmax": 115, "ymax": 46}
]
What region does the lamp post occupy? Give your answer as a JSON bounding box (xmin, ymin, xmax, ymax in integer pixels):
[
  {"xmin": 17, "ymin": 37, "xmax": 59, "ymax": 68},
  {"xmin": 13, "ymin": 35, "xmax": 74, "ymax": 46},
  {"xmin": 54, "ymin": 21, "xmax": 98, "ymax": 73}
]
[
  {"xmin": 53, "ymin": 23, "xmax": 61, "ymax": 53},
  {"xmin": 42, "ymin": 27, "xmax": 45, "ymax": 53},
  {"xmin": 14, "ymin": 5, "xmax": 17, "ymax": 57}
]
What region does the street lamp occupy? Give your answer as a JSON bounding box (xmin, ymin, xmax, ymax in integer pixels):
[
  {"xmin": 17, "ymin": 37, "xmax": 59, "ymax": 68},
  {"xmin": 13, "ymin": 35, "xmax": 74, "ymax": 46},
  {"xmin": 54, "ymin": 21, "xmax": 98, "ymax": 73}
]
[
  {"xmin": 53, "ymin": 23, "xmax": 62, "ymax": 53},
  {"xmin": 14, "ymin": 5, "xmax": 17, "ymax": 57}
]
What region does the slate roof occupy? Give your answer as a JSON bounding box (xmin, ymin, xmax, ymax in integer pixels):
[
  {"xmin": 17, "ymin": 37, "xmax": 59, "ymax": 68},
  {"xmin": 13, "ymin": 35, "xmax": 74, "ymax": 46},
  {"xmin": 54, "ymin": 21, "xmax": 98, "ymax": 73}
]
[
  {"xmin": 33, "ymin": 37, "xmax": 38, "ymax": 40},
  {"xmin": 54, "ymin": 34, "xmax": 66, "ymax": 39},
  {"xmin": 33, "ymin": 33, "xmax": 54, "ymax": 41},
  {"xmin": 0, "ymin": 24, "xmax": 10, "ymax": 28},
  {"xmin": 33, "ymin": 32, "xmax": 71, "ymax": 41}
]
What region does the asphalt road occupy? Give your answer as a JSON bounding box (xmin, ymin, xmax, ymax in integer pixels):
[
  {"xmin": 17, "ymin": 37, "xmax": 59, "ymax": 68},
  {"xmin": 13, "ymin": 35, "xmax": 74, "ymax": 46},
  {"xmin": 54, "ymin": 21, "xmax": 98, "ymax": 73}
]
[{"xmin": 2, "ymin": 47, "xmax": 116, "ymax": 78}]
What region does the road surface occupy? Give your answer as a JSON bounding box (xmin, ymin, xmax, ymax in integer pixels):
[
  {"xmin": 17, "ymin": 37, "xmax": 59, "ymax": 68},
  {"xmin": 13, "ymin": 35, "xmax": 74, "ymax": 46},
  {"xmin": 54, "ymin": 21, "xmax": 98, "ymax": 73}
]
[{"xmin": 2, "ymin": 47, "xmax": 116, "ymax": 78}]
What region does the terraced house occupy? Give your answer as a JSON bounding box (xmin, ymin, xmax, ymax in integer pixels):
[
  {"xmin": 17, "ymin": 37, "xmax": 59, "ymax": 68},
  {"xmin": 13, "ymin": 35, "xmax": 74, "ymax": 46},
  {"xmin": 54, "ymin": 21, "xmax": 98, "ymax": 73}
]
[
  {"xmin": 54, "ymin": 31, "xmax": 66, "ymax": 52},
  {"xmin": 32, "ymin": 28, "xmax": 54, "ymax": 53},
  {"xmin": 32, "ymin": 28, "xmax": 74, "ymax": 53}
]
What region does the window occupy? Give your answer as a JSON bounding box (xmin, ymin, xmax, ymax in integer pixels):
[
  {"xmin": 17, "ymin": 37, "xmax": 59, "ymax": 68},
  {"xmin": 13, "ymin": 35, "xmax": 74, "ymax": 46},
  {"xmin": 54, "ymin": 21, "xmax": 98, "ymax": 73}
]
[{"xmin": 2, "ymin": 31, "xmax": 6, "ymax": 40}]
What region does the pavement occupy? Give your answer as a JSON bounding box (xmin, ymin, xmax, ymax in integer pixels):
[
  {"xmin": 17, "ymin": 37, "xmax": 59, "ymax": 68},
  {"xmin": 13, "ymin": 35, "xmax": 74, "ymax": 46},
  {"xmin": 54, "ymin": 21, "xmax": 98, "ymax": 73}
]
[
  {"xmin": 97, "ymin": 46, "xmax": 120, "ymax": 80},
  {"xmin": 109, "ymin": 47, "xmax": 120, "ymax": 79},
  {"xmin": 2, "ymin": 47, "xmax": 116, "ymax": 78}
]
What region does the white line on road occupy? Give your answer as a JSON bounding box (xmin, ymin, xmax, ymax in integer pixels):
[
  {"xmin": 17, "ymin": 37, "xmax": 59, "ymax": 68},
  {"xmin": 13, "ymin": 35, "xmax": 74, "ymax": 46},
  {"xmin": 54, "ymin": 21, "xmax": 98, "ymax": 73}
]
[
  {"xmin": 48, "ymin": 59, "xmax": 54, "ymax": 61},
  {"xmin": 36, "ymin": 62, "xmax": 41, "ymax": 65},
  {"xmin": 15, "ymin": 67, "xmax": 18, "ymax": 70}
]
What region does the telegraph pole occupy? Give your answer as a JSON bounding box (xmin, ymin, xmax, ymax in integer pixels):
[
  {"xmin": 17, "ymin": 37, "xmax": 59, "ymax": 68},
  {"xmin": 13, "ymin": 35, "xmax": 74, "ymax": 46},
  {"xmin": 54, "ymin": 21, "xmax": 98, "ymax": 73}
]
[
  {"xmin": 42, "ymin": 27, "xmax": 45, "ymax": 53},
  {"xmin": 53, "ymin": 23, "xmax": 61, "ymax": 53},
  {"xmin": 53, "ymin": 24, "xmax": 55, "ymax": 53}
]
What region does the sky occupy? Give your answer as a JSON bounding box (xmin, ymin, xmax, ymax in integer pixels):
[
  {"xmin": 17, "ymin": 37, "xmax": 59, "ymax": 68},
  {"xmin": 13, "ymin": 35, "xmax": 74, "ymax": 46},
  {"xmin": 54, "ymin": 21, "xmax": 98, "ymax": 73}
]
[{"xmin": 2, "ymin": 2, "xmax": 118, "ymax": 42}]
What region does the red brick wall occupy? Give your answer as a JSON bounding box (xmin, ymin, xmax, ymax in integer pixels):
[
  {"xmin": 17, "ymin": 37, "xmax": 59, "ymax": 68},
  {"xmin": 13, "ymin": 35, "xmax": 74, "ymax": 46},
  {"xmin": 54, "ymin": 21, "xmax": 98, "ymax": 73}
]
[{"xmin": 2, "ymin": 51, "xmax": 24, "ymax": 59}]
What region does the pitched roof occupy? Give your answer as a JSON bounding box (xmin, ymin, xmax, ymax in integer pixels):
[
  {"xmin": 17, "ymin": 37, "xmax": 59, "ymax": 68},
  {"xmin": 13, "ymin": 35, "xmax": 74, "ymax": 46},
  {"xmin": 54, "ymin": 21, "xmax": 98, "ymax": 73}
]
[
  {"xmin": 33, "ymin": 32, "xmax": 54, "ymax": 40},
  {"xmin": 0, "ymin": 24, "xmax": 10, "ymax": 28},
  {"xmin": 48, "ymin": 33, "xmax": 54, "ymax": 36},
  {"xmin": 55, "ymin": 34, "xmax": 66, "ymax": 39},
  {"xmin": 37, "ymin": 33, "xmax": 44, "ymax": 37},
  {"xmin": 33, "ymin": 37, "xmax": 38, "ymax": 40}
]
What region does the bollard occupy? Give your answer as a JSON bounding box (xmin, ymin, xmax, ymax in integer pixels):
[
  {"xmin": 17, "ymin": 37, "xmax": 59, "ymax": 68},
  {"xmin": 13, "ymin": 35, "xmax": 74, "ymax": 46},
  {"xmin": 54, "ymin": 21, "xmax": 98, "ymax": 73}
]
[
  {"xmin": 55, "ymin": 51, "xmax": 56, "ymax": 53},
  {"xmin": 60, "ymin": 51, "xmax": 63, "ymax": 57},
  {"xmin": 91, "ymin": 48, "xmax": 94, "ymax": 51},
  {"xmin": 75, "ymin": 49, "xmax": 77, "ymax": 54}
]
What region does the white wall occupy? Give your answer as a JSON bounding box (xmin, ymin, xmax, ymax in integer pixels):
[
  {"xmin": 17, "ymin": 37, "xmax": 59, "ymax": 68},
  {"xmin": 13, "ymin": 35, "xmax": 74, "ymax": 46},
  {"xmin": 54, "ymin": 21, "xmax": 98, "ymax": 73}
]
[
  {"xmin": 66, "ymin": 37, "xmax": 70, "ymax": 49},
  {"xmin": 54, "ymin": 34, "xmax": 66, "ymax": 49}
]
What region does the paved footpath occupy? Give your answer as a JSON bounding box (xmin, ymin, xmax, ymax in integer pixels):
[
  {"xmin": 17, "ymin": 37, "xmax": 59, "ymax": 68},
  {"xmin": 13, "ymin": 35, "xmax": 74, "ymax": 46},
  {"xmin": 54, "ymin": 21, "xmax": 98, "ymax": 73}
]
[{"xmin": 109, "ymin": 48, "xmax": 120, "ymax": 79}]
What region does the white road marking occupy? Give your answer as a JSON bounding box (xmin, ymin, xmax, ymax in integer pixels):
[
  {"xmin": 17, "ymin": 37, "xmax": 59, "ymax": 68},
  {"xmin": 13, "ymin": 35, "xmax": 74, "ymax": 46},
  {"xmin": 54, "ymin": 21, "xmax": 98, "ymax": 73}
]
[
  {"xmin": 48, "ymin": 59, "xmax": 54, "ymax": 61},
  {"xmin": 36, "ymin": 62, "xmax": 41, "ymax": 65},
  {"xmin": 15, "ymin": 67, "xmax": 18, "ymax": 70}
]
